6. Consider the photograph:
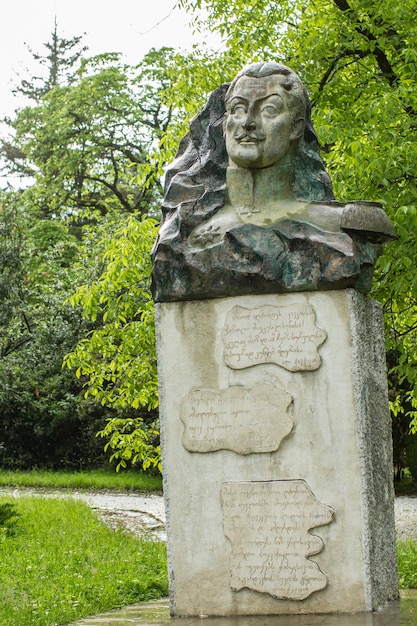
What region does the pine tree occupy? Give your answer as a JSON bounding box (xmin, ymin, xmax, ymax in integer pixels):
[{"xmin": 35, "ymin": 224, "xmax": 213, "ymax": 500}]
[{"xmin": 14, "ymin": 18, "xmax": 87, "ymax": 103}]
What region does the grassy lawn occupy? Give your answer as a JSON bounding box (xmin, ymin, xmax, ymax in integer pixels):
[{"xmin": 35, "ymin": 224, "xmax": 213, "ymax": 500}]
[
  {"xmin": 1, "ymin": 467, "xmax": 416, "ymax": 626},
  {"xmin": 395, "ymin": 475, "xmax": 417, "ymax": 589},
  {"xmin": 0, "ymin": 495, "xmax": 167, "ymax": 626},
  {"xmin": 398, "ymin": 538, "xmax": 417, "ymax": 589},
  {"xmin": 0, "ymin": 468, "xmax": 162, "ymax": 492}
]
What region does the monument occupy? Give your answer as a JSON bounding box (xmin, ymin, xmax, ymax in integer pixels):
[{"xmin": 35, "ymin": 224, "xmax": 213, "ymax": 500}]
[{"xmin": 152, "ymin": 62, "xmax": 398, "ymax": 617}]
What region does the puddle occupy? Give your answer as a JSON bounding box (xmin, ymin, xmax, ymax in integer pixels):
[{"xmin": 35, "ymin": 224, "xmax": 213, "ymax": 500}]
[{"xmin": 70, "ymin": 593, "xmax": 417, "ymax": 625}]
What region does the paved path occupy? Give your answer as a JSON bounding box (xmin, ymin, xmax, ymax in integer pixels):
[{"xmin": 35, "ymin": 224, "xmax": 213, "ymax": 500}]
[
  {"xmin": 392, "ymin": 495, "xmax": 417, "ymax": 542},
  {"xmin": 70, "ymin": 490, "xmax": 167, "ymax": 540},
  {"xmin": 2, "ymin": 487, "xmax": 417, "ymax": 543},
  {"xmin": 0, "ymin": 487, "xmax": 166, "ymax": 539}
]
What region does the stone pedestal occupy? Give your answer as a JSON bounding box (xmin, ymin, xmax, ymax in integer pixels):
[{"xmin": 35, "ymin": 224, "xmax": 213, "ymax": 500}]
[{"xmin": 155, "ymin": 289, "xmax": 398, "ymax": 617}]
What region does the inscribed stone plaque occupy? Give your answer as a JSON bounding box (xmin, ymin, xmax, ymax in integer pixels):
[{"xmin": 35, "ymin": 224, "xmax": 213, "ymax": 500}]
[
  {"xmin": 222, "ymin": 304, "xmax": 326, "ymax": 371},
  {"xmin": 222, "ymin": 480, "xmax": 334, "ymax": 600},
  {"xmin": 181, "ymin": 384, "xmax": 293, "ymax": 454}
]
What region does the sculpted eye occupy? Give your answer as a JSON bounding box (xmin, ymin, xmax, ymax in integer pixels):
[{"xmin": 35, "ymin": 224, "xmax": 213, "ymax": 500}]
[
  {"xmin": 231, "ymin": 103, "xmax": 247, "ymax": 116},
  {"xmin": 262, "ymin": 104, "xmax": 278, "ymax": 117},
  {"xmin": 261, "ymin": 95, "xmax": 284, "ymax": 116},
  {"xmin": 261, "ymin": 104, "xmax": 278, "ymax": 116}
]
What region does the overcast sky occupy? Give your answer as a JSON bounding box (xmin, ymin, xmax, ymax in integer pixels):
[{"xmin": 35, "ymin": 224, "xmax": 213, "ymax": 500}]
[{"xmin": 1, "ymin": 0, "xmax": 216, "ymax": 116}]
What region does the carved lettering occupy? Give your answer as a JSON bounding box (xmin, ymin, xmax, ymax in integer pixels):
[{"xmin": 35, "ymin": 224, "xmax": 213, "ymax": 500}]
[
  {"xmin": 222, "ymin": 480, "xmax": 334, "ymax": 600},
  {"xmin": 222, "ymin": 304, "xmax": 326, "ymax": 371},
  {"xmin": 181, "ymin": 384, "xmax": 293, "ymax": 454}
]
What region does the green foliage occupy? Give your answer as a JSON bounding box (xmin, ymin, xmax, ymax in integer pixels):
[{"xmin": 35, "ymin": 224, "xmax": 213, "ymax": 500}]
[
  {"xmin": 64, "ymin": 215, "xmax": 161, "ymax": 472},
  {"xmin": 0, "ymin": 196, "xmax": 109, "ymax": 469},
  {"xmin": 5, "ymin": 51, "xmax": 170, "ymax": 217},
  {"xmin": 405, "ymin": 433, "xmax": 417, "ymax": 485},
  {"xmin": 13, "ymin": 20, "xmax": 87, "ymax": 102},
  {"xmin": 0, "ymin": 496, "xmax": 167, "ymax": 625},
  {"xmin": 0, "ymin": 43, "xmax": 202, "ymax": 471},
  {"xmin": 0, "ymin": 34, "xmax": 130, "ymax": 471},
  {"xmin": 180, "ymin": 0, "xmax": 417, "ymax": 432},
  {"xmin": 0, "ymin": 468, "xmax": 162, "ymax": 492},
  {"xmin": 1, "ymin": 32, "xmax": 238, "ymax": 473},
  {"xmin": 0, "ymin": 193, "xmax": 28, "ymax": 355},
  {"xmin": 398, "ymin": 540, "xmax": 417, "ymax": 588},
  {"xmin": 98, "ymin": 416, "xmax": 161, "ymax": 473},
  {"xmin": 65, "ymin": 216, "xmax": 158, "ymax": 409}
]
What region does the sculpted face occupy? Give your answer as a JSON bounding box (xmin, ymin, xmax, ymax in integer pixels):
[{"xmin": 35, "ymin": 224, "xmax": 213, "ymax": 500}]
[{"xmin": 224, "ymin": 74, "xmax": 304, "ymax": 169}]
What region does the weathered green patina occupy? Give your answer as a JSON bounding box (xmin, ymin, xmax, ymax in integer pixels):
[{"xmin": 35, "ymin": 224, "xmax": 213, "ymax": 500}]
[{"xmin": 151, "ymin": 62, "xmax": 395, "ymax": 302}]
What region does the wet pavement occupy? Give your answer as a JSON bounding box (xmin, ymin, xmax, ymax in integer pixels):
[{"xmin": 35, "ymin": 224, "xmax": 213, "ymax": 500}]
[{"xmin": 68, "ymin": 593, "xmax": 417, "ymax": 626}]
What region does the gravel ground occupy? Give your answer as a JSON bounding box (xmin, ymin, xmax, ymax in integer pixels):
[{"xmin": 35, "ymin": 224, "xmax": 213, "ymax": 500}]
[
  {"xmin": 0, "ymin": 488, "xmax": 167, "ymax": 540},
  {"xmin": 76, "ymin": 491, "xmax": 167, "ymax": 540},
  {"xmin": 85, "ymin": 493, "xmax": 417, "ymax": 543},
  {"xmin": 2, "ymin": 488, "xmax": 417, "ymax": 543},
  {"xmin": 393, "ymin": 496, "xmax": 417, "ymax": 542}
]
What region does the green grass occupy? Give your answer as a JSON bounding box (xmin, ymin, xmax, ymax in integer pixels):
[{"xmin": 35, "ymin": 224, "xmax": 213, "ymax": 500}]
[
  {"xmin": 0, "ymin": 495, "xmax": 168, "ymax": 626},
  {"xmin": 398, "ymin": 539, "xmax": 417, "ymax": 589},
  {"xmin": 0, "ymin": 468, "xmax": 162, "ymax": 492}
]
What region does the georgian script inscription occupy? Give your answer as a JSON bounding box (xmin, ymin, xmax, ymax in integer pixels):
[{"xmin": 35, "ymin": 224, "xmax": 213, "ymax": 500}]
[
  {"xmin": 222, "ymin": 480, "xmax": 334, "ymax": 600},
  {"xmin": 181, "ymin": 384, "xmax": 293, "ymax": 455},
  {"xmin": 222, "ymin": 304, "xmax": 326, "ymax": 371}
]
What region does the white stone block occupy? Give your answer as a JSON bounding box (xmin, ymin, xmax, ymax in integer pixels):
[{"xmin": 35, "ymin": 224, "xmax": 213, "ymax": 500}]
[{"xmin": 155, "ymin": 289, "xmax": 398, "ymax": 617}]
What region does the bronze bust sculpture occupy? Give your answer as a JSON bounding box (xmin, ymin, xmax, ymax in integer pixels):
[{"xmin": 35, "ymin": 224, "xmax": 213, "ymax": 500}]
[{"xmin": 151, "ymin": 62, "xmax": 395, "ymax": 302}]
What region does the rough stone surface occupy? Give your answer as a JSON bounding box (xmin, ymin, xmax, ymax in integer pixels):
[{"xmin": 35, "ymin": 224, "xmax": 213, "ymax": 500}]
[
  {"xmin": 222, "ymin": 302, "xmax": 326, "ymax": 371},
  {"xmin": 348, "ymin": 292, "xmax": 399, "ymax": 608},
  {"xmin": 155, "ymin": 290, "xmax": 398, "ymax": 617},
  {"xmin": 222, "ymin": 480, "xmax": 334, "ymax": 600},
  {"xmin": 181, "ymin": 383, "xmax": 293, "ymax": 454}
]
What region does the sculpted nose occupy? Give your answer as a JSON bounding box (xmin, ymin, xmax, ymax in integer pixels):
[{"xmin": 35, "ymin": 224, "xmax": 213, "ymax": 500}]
[
  {"xmin": 243, "ymin": 118, "xmax": 256, "ymax": 131},
  {"xmin": 243, "ymin": 107, "xmax": 256, "ymax": 130}
]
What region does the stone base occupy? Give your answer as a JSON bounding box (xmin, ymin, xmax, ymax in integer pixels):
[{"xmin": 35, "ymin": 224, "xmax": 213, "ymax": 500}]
[{"xmin": 155, "ymin": 290, "xmax": 398, "ymax": 617}]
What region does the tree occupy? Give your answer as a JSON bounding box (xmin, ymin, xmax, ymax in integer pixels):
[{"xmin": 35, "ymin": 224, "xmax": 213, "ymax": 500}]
[
  {"xmin": 1, "ymin": 23, "xmax": 87, "ymax": 180},
  {"xmin": 2, "ymin": 48, "xmax": 181, "ymax": 219},
  {"xmin": 0, "ymin": 41, "xmax": 224, "ymax": 471},
  {"xmin": 0, "ymin": 44, "xmax": 202, "ymax": 470},
  {"xmin": 0, "ymin": 193, "xmax": 110, "ymax": 469},
  {"xmin": 179, "ymin": 0, "xmax": 417, "ymax": 428},
  {"xmin": 64, "ymin": 216, "xmax": 161, "ymax": 472},
  {"xmin": 61, "ymin": 46, "xmax": 231, "ymax": 472},
  {"xmin": 0, "ymin": 193, "xmax": 26, "ymax": 353},
  {"xmin": 14, "ymin": 18, "xmax": 87, "ymax": 103}
]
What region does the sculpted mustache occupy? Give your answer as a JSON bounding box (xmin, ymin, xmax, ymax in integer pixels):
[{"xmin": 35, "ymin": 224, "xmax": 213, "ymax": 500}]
[{"xmin": 234, "ymin": 133, "xmax": 266, "ymax": 141}]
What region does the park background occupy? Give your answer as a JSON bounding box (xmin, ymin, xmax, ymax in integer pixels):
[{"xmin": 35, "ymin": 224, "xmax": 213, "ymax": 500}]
[
  {"xmin": 0, "ymin": 0, "xmax": 415, "ymax": 481},
  {"xmin": 0, "ymin": 1, "xmax": 417, "ymax": 622}
]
